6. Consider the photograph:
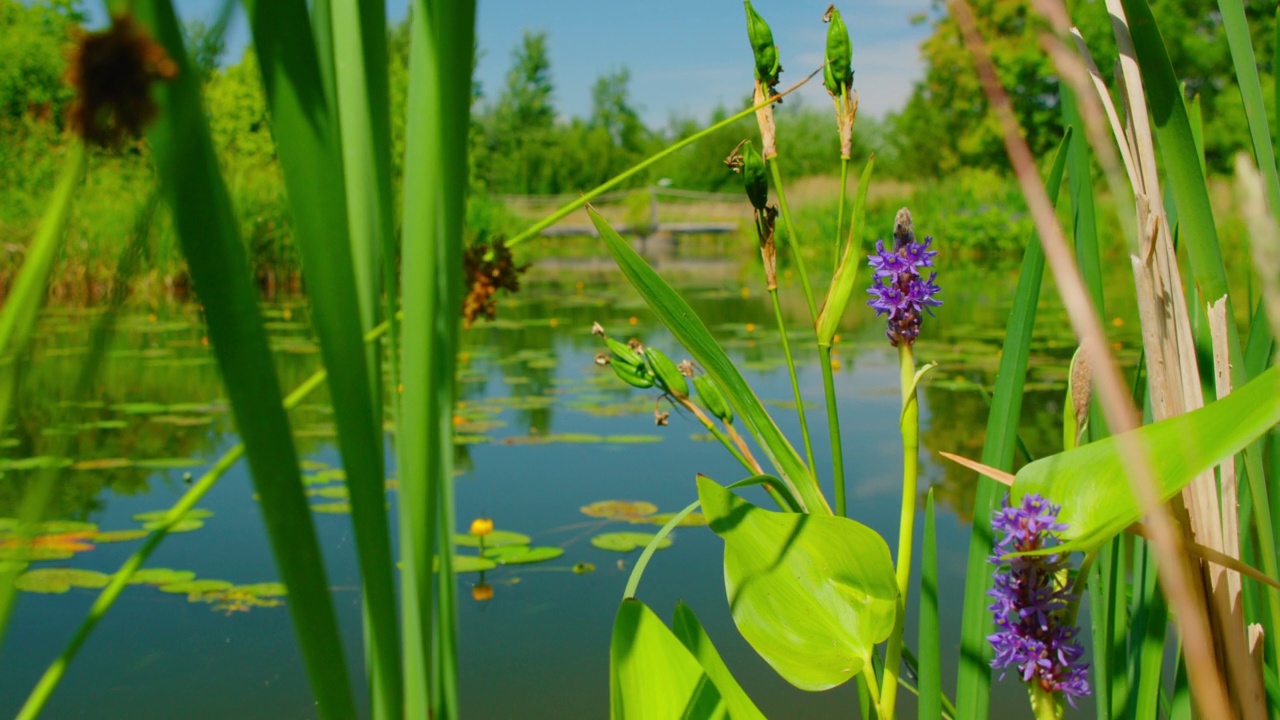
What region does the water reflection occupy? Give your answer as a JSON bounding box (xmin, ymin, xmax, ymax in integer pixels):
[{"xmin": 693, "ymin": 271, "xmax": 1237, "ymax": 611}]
[{"xmin": 0, "ymin": 257, "xmax": 1143, "ymax": 718}]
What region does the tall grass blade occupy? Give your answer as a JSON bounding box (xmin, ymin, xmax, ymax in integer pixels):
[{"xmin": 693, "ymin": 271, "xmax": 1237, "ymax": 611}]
[
  {"xmin": 918, "ymin": 489, "xmax": 941, "ymax": 720},
  {"xmin": 399, "ymin": 1, "xmax": 476, "ymax": 716},
  {"xmin": 590, "ymin": 208, "xmax": 827, "ymax": 515},
  {"xmin": 1126, "ymin": 539, "xmax": 1169, "ymax": 719},
  {"xmin": 1219, "ymin": 0, "xmax": 1280, "ymax": 214},
  {"xmin": 239, "ymin": 1, "xmax": 402, "ymax": 715},
  {"xmin": 954, "ymin": 130, "xmax": 1070, "ymax": 719},
  {"xmin": 133, "ymin": 1, "xmax": 357, "ymax": 716}
]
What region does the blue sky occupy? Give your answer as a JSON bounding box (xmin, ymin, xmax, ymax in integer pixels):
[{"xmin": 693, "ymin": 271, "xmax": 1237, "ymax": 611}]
[{"xmin": 88, "ymin": 1, "xmax": 938, "ymax": 126}]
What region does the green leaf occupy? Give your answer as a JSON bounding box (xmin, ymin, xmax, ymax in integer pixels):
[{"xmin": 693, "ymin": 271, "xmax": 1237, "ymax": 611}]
[
  {"xmin": 125, "ymin": 568, "xmax": 196, "ymax": 586},
  {"xmin": 14, "ymin": 569, "xmax": 110, "ymax": 594},
  {"xmin": 671, "ymin": 601, "xmax": 765, "ymax": 720},
  {"xmin": 610, "ymin": 599, "xmax": 726, "ymax": 720},
  {"xmin": 918, "ymin": 490, "xmax": 941, "ymax": 720},
  {"xmin": 696, "ymin": 476, "xmax": 897, "ymax": 690},
  {"xmin": 452, "ymin": 530, "xmax": 530, "ymax": 548},
  {"xmin": 451, "ymin": 556, "xmax": 496, "ymax": 573},
  {"xmin": 1013, "ymin": 366, "xmax": 1280, "ymax": 552},
  {"xmin": 482, "ymin": 546, "xmax": 563, "ymax": 565},
  {"xmin": 592, "ymin": 532, "xmax": 672, "ymax": 553},
  {"xmin": 592, "ymin": 208, "xmax": 821, "ymax": 514}
]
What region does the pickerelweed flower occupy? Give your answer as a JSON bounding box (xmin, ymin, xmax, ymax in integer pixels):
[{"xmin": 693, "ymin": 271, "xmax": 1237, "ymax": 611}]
[
  {"xmin": 988, "ymin": 493, "xmax": 1091, "ymax": 707},
  {"xmin": 866, "ymin": 208, "xmax": 941, "ymax": 346}
]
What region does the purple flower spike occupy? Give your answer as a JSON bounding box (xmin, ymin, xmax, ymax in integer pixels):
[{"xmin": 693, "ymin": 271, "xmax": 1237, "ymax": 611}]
[
  {"xmin": 866, "ymin": 210, "xmax": 941, "ymax": 347},
  {"xmin": 988, "ymin": 494, "xmax": 1091, "ymax": 707}
]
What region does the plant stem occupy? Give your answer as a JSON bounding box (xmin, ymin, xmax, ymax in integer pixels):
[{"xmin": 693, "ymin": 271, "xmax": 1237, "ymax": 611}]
[
  {"xmin": 675, "ymin": 396, "xmax": 753, "ymax": 471},
  {"xmin": 880, "ymin": 342, "xmax": 920, "ymax": 719},
  {"xmin": 769, "ymin": 287, "xmax": 817, "ymax": 477},
  {"xmin": 819, "ymin": 344, "xmax": 846, "ymax": 516},
  {"xmin": 836, "ymin": 156, "xmax": 849, "ymax": 268},
  {"xmin": 767, "ymin": 161, "xmax": 817, "ymax": 322}
]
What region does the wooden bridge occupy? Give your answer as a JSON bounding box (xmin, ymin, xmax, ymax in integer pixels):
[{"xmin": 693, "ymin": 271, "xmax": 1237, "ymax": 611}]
[{"xmin": 495, "ymin": 186, "xmax": 742, "ymax": 259}]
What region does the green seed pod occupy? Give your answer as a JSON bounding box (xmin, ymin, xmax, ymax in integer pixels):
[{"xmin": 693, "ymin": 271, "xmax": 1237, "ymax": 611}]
[
  {"xmin": 605, "ymin": 336, "xmax": 646, "ymax": 369},
  {"xmin": 693, "ymin": 374, "xmax": 733, "ymax": 423},
  {"xmin": 742, "ymin": 141, "xmax": 768, "ymax": 212},
  {"xmin": 744, "ymin": 1, "xmax": 780, "ymax": 86},
  {"xmin": 645, "ymin": 347, "xmax": 689, "ymax": 398},
  {"xmin": 610, "ymin": 359, "xmax": 656, "ymax": 389},
  {"xmin": 823, "ymin": 5, "xmax": 852, "ymax": 97}
]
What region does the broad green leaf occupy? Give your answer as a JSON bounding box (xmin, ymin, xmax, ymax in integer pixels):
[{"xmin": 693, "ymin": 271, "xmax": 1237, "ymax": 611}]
[
  {"xmin": 451, "ymin": 556, "xmax": 496, "ymax": 573},
  {"xmin": 697, "ymin": 476, "xmax": 897, "ymax": 690},
  {"xmin": 671, "ymin": 601, "xmax": 765, "ymax": 720},
  {"xmin": 92, "ymin": 530, "xmax": 149, "ymax": 544},
  {"xmin": 592, "ymin": 532, "xmax": 672, "ymax": 553},
  {"xmin": 483, "ymin": 546, "xmax": 564, "ymax": 565},
  {"xmin": 610, "ymin": 599, "xmax": 726, "ymax": 720},
  {"xmin": 592, "ymin": 208, "xmax": 821, "ymax": 514},
  {"xmin": 1013, "ymin": 365, "xmax": 1280, "ymax": 552},
  {"xmin": 159, "ymin": 580, "xmax": 234, "ymax": 599}
]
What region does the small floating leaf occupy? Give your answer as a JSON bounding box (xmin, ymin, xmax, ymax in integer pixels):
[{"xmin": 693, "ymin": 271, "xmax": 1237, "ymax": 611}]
[
  {"xmin": 28, "ymin": 521, "xmax": 98, "ymax": 535},
  {"xmin": 159, "ymin": 579, "xmax": 233, "ymax": 599},
  {"xmin": 310, "ymin": 502, "xmax": 351, "ymax": 514},
  {"xmin": 233, "ymin": 582, "xmax": 287, "ymax": 597},
  {"xmin": 126, "ymin": 568, "xmax": 196, "ymax": 585},
  {"xmin": 453, "ymin": 530, "xmax": 530, "ymax": 548},
  {"xmin": 573, "ymin": 562, "xmax": 596, "ymax": 574},
  {"xmin": 580, "ymin": 500, "xmax": 658, "ymax": 519},
  {"xmin": 308, "ymin": 486, "xmax": 350, "ymax": 499},
  {"xmin": 71, "ymin": 458, "xmax": 133, "ymax": 470},
  {"xmin": 0, "ymin": 456, "xmax": 73, "ymax": 471},
  {"xmin": 483, "ymin": 546, "xmax": 564, "ymax": 565},
  {"xmin": 142, "ymin": 518, "xmax": 204, "ymax": 533},
  {"xmin": 452, "ymin": 555, "xmax": 497, "ymax": 573},
  {"xmin": 641, "ymin": 512, "xmax": 708, "ymax": 527},
  {"xmin": 591, "ymin": 532, "xmax": 672, "ymax": 553},
  {"xmin": 14, "ymin": 568, "xmax": 111, "ymax": 594},
  {"xmin": 604, "ymin": 434, "xmax": 664, "ymax": 444}
]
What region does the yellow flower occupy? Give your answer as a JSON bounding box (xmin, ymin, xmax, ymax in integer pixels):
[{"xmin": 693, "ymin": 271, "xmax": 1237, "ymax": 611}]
[
  {"xmin": 471, "ymin": 582, "xmax": 494, "ymax": 602},
  {"xmin": 469, "ymin": 517, "xmax": 494, "ymax": 537}
]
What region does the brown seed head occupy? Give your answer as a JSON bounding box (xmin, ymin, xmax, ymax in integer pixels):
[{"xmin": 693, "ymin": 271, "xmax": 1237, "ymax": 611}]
[{"xmin": 67, "ymin": 13, "xmax": 177, "ymax": 148}]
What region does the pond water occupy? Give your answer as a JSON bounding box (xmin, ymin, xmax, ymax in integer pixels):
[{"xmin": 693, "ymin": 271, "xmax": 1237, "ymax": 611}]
[{"xmin": 0, "ymin": 255, "xmax": 1141, "ymax": 718}]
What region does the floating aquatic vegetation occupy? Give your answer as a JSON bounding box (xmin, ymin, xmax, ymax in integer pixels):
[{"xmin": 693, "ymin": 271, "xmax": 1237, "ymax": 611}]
[
  {"xmin": 149, "ymin": 414, "xmax": 215, "ymax": 427},
  {"xmin": 13, "ymin": 568, "xmax": 111, "ymax": 594},
  {"xmin": 641, "ymin": 512, "xmax": 708, "ymax": 528},
  {"xmin": 126, "ymin": 568, "xmax": 195, "ymax": 585},
  {"xmin": 591, "ymin": 532, "xmax": 672, "ymax": 553},
  {"xmin": 71, "ymin": 458, "xmax": 133, "ymax": 470},
  {"xmin": 483, "ymin": 546, "xmax": 564, "ymax": 565},
  {"xmin": 308, "ymin": 486, "xmax": 350, "ymax": 500},
  {"xmin": 603, "ymin": 435, "xmax": 663, "ymax": 445},
  {"xmin": 0, "ymin": 456, "xmax": 74, "ymax": 472},
  {"xmin": 310, "ymin": 501, "xmax": 351, "ymax": 514},
  {"xmin": 132, "ymin": 509, "xmax": 213, "ymax": 523},
  {"xmin": 159, "ymin": 579, "xmax": 234, "ymax": 600},
  {"xmin": 142, "ymin": 518, "xmax": 203, "ymax": 532},
  {"xmin": 453, "ymin": 530, "xmax": 530, "ymax": 549},
  {"xmin": 580, "ymin": 501, "xmax": 658, "ymax": 521},
  {"xmin": 93, "ymin": 529, "xmax": 149, "ymax": 543},
  {"xmin": 132, "ymin": 457, "xmax": 206, "ymax": 469},
  {"xmin": 452, "ymin": 556, "xmax": 497, "ymax": 573},
  {"xmin": 453, "ymin": 434, "xmax": 491, "ymax": 446},
  {"xmin": 573, "ymin": 562, "xmax": 596, "ymax": 574},
  {"xmin": 0, "ymin": 530, "xmax": 97, "ymax": 561}
]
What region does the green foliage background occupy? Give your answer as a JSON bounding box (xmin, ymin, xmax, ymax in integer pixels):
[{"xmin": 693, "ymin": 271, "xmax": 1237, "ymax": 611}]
[{"xmin": 0, "ymin": 0, "xmax": 1272, "ymax": 293}]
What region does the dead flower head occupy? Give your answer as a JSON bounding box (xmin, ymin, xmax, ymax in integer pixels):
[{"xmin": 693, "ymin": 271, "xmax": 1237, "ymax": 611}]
[
  {"xmin": 68, "ymin": 13, "xmax": 178, "ymax": 148},
  {"xmin": 462, "ymin": 239, "xmax": 529, "ymax": 328}
]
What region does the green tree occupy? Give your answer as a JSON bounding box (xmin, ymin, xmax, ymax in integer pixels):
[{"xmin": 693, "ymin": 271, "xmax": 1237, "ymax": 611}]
[
  {"xmin": 485, "ymin": 30, "xmax": 557, "ymax": 193},
  {"xmin": 0, "ymin": 0, "xmax": 79, "ymax": 125},
  {"xmin": 892, "ymin": 0, "xmax": 1276, "ymax": 175}
]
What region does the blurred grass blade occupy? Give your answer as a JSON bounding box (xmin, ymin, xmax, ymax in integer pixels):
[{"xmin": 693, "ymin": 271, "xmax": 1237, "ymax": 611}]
[
  {"xmin": 1219, "ymin": 0, "xmax": 1280, "ymax": 215},
  {"xmin": 1126, "ymin": 539, "xmax": 1168, "ymax": 719},
  {"xmin": 240, "ymin": 0, "xmax": 401, "ymax": 714},
  {"xmin": 954, "ymin": 130, "xmax": 1070, "ymax": 719},
  {"xmin": 133, "ymin": 2, "xmax": 357, "ymax": 717},
  {"xmin": 591, "ymin": 207, "xmax": 828, "ymax": 515},
  {"xmin": 399, "ymin": 1, "xmax": 477, "ymax": 717},
  {"xmin": 918, "ymin": 489, "xmax": 941, "ymax": 720}
]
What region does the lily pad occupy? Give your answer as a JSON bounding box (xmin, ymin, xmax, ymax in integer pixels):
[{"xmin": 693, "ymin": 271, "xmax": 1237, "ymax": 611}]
[
  {"xmin": 0, "ymin": 456, "xmax": 73, "ymax": 471},
  {"xmin": 93, "ymin": 529, "xmax": 150, "ymax": 543},
  {"xmin": 453, "ymin": 530, "xmax": 530, "ymax": 548},
  {"xmin": 14, "ymin": 568, "xmax": 111, "ymax": 594},
  {"xmin": 231, "ymin": 582, "xmax": 287, "ymax": 597},
  {"xmin": 591, "ymin": 532, "xmax": 672, "ymax": 553},
  {"xmin": 71, "ymin": 458, "xmax": 133, "ymax": 470},
  {"xmin": 308, "ymin": 486, "xmax": 349, "ymax": 499},
  {"xmin": 580, "ymin": 500, "xmax": 657, "ymax": 520},
  {"xmin": 310, "ymin": 502, "xmax": 351, "ymax": 514},
  {"xmin": 127, "ymin": 568, "xmax": 196, "ymax": 585},
  {"xmin": 604, "ymin": 434, "xmax": 664, "ymax": 444},
  {"xmin": 159, "ymin": 579, "xmax": 233, "ymax": 599},
  {"xmin": 640, "ymin": 512, "xmax": 708, "ymax": 527},
  {"xmin": 452, "ymin": 555, "xmax": 497, "ymax": 573},
  {"xmin": 28, "ymin": 521, "xmax": 98, "ymax": 534},
  {"xmin": 483, "ymin": 546, "xmax": 564, "ymax": 565}
]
